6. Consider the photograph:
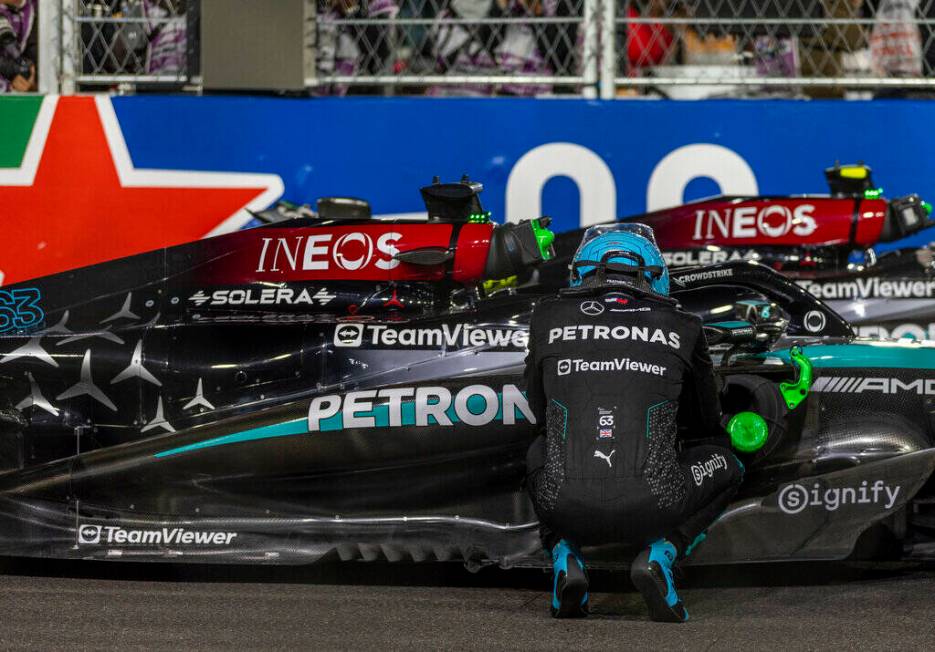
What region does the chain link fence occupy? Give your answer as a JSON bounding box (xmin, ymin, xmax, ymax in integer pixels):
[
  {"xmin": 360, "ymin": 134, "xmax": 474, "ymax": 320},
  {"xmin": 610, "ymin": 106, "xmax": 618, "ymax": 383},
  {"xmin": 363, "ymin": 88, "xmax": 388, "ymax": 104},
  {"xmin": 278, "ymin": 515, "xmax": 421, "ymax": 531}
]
[
  {"xmin": 62, "ymin": 0, "xmax": 196, "ymax": 89},
  {"xmin": 614, "ymin": 0, "xmax": 935, "ymax": 98},
  {"xmin": 313, "ymin": 0, "xmax": 599, "ymax": 95},
  {"xmin": 54, "ymin": 0, "xmax": 935, "ymax": 95}
]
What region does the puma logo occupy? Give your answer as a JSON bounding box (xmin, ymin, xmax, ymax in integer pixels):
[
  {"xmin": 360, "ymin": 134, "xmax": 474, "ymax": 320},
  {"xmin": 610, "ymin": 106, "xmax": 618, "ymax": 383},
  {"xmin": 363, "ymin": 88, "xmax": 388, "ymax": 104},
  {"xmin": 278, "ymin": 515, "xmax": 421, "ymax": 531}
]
[{"xmin": 594, "ymin": 449, "xmax": 616, "ymax": 468}]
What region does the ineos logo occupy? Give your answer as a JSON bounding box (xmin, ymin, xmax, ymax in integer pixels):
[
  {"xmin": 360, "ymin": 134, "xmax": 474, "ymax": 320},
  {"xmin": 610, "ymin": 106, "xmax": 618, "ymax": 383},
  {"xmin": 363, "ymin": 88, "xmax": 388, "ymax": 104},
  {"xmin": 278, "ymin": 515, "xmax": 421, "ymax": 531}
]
[
  {"xmin": 804, "ymin": 310, "xmax": 827, "ymax": 333},
  {"xmin": 78, "ymin": 524, "xmax": 101, "ymax": 544},
  {"xmin": 334, "ymin": 323, "xmax": 364, "ymax": 347},
  {"xmin": 580, "ymin": 301, "xmax": 604, "ymax": 316},
  {"xmin": 757, "ymin": 205, "xmax": 793, "ymax": 238},
  {"xmin": 256, "ymin": 231, "xmax": 401, "ymax": 273},
  {"xmin": 333, "ymin": 233, "xmax": 374, "ymax": 271},
  {"xmin": 692, "ymin": 204, "xmax": 817, "ymax": 241}
]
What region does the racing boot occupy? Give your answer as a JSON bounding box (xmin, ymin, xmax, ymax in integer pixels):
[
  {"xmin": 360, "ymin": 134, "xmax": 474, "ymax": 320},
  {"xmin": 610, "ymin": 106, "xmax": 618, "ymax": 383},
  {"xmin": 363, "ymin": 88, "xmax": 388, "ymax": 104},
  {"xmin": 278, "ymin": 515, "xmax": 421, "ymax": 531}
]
[
  {"xmin": 550, "ymin": 539, "xmax": 589, "ymax": 618},
  {"xmin": 630, "ymin": 539, "xmax": 688, "ymax": 623}
]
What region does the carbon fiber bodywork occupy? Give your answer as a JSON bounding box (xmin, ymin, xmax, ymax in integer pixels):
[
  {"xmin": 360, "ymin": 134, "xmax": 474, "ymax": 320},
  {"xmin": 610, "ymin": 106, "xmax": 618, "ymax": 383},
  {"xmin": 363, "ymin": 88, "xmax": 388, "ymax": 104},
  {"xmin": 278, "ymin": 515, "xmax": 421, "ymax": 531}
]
[
  {"xmin": 2, "ymin": 218, "xmax": 935, "ymax": 568},
  {"xmin": 541, "ymin": 185, "xmax": 935, "ymax": 342}
]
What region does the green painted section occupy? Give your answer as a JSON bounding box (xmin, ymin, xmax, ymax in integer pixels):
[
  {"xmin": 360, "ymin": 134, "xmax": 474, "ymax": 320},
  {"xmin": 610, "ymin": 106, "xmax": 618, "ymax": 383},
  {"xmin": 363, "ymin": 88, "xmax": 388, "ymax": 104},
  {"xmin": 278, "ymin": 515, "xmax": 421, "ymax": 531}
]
[
  {"xmin": 0, "ymin": 96, "xmax": 43, "ymax": 168},
  {"xmin": 779, "ymin": 346, "xmax": 813, "ymax": 409},
  {"xmin": 728, "ymin": 411, "xmax": 768, "ymax": 453},
  {"xmin": 532, "ymin": 218, "xmax": 555, "ymax": 260},
  {"xmin": 765, "ymin": 342, "xmax": 935, "ymax": 370}
]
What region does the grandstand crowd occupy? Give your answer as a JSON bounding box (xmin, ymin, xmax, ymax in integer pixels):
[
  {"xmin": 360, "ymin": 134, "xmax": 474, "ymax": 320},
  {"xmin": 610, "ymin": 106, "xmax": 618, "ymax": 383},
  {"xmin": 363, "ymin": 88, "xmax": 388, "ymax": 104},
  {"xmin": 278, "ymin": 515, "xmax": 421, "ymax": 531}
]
[
  {"xmin": 3, "ymin": 0, "xmax": 934, "ymax": 96},
  {"xmin": 318, "ymin": 0, "xmax": 935, "ymax": 97}
]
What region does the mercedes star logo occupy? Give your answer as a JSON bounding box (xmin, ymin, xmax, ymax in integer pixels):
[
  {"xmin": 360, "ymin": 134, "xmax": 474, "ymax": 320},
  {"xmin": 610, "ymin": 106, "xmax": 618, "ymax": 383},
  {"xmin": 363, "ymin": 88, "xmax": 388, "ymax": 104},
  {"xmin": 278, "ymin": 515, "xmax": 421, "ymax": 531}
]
[{"xmin": 580, "ymin": 300, "xmax": 604, "ymax": 316}]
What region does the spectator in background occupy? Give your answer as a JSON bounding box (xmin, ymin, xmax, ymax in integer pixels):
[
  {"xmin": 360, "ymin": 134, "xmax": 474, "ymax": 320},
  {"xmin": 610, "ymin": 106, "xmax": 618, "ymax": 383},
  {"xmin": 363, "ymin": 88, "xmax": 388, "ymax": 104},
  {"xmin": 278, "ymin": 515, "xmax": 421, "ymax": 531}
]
[
  {"xmin": 0, "ymin": 0, "xmax": 36, "ymax": 93},
  {"xmin": 426, "ymin": 0, "xmax": 499, "ymax": 96},
  {"xmin": 143, "ymin": 0, "xmax": 187, "ymax": 75},
  {"xmin": 317, "ymin": 0, "xmax": 399, "ymax": 95},
  {"xmin": 797, "ymin": 0, "xmax": 865, "ymax": 97},
  {"xmin": 428, "ymin": 0, "xmax": 580, "ymax": 97},
  {"xmin": 752, "ymin": 35, "xmax": 799, "ymax": 79},
  {"xmin": 920, "ymin": 0, "xmax": 935, "ymax": 81},
  {"xmin": 96, "ymin": 0, "xmax": 187, "ymax": 78},
  {"xmin": 868, "ymin": 0, "xmax": 922, "ymax": 78},
  {"xmin": 680, "ymin": 26, "xmax": 736, "ymax": 66},
  {"xmin": 495, "ymin": 0, "xmax": 579, "ymax": 95},
  {"xmin": 623, "ymin": 0, "xmax": 674, "ymax": 73},
  {"xmin": 80, "ymin": 1, "xmax": 118, "ymax": 76}
]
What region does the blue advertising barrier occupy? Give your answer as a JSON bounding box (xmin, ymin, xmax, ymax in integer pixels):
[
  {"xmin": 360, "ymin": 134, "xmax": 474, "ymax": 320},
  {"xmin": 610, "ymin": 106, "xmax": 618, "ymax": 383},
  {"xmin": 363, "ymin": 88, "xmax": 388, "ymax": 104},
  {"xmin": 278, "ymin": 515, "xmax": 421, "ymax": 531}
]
[{"xmin": 113, "ymin": 96, "xmax": 935, "ymax": 248}]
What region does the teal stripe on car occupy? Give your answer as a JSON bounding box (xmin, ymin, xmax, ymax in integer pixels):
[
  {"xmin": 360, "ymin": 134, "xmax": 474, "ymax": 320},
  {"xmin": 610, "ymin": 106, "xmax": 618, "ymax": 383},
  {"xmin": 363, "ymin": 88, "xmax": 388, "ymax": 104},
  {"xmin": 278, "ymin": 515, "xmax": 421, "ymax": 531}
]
[
  {"xmin": 154, "ymin": 391, "xmax": 529, "ymax": 459},
  {"xmin": 766, "ymin": 343, "xmax": 935, "ymax": 369},
  {"xmin": 154, "ymin": 417, "xmax": 308, "ymax": 459}
]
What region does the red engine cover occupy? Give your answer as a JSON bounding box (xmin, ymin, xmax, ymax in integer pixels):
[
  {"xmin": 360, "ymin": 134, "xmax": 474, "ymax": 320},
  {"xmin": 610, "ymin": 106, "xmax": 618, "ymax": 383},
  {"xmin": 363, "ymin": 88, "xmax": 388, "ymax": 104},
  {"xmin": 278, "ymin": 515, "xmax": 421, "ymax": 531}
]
[
  {"xmin": 201, "ymin": 222, "xmax": 495, "ymax": 285},
  {"xmin": 635, "ymin": 197, "xmax": 887, "ymax": 249}
]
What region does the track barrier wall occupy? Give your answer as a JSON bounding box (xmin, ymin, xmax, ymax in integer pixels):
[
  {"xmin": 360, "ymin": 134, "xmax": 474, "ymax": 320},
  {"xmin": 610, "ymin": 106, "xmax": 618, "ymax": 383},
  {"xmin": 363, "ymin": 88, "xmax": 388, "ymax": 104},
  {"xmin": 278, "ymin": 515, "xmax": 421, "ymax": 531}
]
[{"xmin": 3, "ymin": 94, "xmax": 935, "ymax": 283}]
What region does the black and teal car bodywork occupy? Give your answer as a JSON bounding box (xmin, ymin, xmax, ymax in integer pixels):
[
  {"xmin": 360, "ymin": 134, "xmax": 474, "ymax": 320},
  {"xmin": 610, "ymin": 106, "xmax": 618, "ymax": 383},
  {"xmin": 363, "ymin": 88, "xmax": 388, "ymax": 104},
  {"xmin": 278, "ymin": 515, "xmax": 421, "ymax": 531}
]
[{"xmin": 1, "ymin": 216, "xmax": 935, "ymax": 570}]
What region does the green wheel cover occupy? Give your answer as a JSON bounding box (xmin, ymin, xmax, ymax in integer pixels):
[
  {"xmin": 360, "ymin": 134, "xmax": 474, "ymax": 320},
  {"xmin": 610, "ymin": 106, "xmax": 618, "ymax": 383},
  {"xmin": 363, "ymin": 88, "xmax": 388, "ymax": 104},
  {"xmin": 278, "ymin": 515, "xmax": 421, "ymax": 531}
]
[{"xmin": 728, "ymin": 411, "xmax": 769, "ymax": 453}]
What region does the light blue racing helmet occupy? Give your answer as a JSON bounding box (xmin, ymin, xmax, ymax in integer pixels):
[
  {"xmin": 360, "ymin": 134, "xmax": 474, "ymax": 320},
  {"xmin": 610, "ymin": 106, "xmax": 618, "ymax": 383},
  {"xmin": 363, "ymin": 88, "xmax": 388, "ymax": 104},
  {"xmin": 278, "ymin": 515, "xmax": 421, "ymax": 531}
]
[{"xmin": 569, "ymin": 223, "xmax": 670, "ymax": 295}]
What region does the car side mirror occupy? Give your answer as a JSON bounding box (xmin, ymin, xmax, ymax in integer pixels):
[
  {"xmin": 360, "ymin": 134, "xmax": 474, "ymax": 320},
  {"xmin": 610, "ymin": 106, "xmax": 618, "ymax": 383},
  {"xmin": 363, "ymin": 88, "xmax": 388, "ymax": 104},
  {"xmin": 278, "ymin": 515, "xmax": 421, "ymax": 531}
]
[{"xmin": 703, "ymin": 320, "xmax": 757, "ymax": 346}]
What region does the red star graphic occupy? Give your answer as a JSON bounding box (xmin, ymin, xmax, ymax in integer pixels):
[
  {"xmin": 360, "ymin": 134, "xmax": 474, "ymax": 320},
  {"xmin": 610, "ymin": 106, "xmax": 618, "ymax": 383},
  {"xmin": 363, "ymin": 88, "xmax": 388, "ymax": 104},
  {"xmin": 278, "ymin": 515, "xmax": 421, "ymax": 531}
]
[{"xmin": 0, "ymin": 96, "xmax": 282, "ymax": 285}]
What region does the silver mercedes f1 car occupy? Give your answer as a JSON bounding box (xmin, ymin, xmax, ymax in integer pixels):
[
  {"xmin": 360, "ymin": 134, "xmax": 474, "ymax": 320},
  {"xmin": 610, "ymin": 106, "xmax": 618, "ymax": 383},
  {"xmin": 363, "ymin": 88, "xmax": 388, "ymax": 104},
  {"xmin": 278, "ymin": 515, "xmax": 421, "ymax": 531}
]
[{"xmin": 1, "ymin": 179, "xmax": 934, "ymax": 569}]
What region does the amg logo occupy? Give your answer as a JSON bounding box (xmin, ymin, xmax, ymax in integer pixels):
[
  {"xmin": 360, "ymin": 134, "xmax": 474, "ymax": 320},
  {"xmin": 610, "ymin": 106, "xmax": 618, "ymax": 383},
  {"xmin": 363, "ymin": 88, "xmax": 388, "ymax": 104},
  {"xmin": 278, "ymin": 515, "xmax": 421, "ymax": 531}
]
[
  {"xmin": 812, "ymin": 376, "xmax": 935, "ymax": 395},
  {"xmin": 798, "ymin": 278, "xmax": 935, "ymax": 300},
  {"xmin": 673, "ymin": 268, "xmax": 734, "ymax": 286}
]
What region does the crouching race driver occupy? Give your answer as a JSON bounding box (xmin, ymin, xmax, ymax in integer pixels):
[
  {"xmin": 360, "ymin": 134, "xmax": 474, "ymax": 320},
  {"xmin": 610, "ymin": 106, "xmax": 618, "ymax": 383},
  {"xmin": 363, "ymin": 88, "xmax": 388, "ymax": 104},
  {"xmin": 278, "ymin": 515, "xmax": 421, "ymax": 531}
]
[{"xmin": 524, "ymin": 224, "xmax": 744, "ymax": 622}]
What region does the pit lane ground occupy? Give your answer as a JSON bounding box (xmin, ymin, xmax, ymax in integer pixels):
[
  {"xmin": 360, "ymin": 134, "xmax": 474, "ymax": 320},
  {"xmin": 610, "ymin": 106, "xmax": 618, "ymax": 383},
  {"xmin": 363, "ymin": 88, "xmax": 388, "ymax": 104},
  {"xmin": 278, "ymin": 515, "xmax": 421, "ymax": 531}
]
[{"xmin": 1, "ymin": 558, "xmax": 933, "ymax": 650}]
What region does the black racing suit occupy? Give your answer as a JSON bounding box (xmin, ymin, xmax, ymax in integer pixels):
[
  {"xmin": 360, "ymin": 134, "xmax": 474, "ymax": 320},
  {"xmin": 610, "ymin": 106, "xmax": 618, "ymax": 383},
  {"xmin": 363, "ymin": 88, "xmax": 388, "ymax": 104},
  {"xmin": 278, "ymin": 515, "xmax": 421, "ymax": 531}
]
[{"xmin": 524, "ymin": 285, "xmax": 743, "ymax": 557}]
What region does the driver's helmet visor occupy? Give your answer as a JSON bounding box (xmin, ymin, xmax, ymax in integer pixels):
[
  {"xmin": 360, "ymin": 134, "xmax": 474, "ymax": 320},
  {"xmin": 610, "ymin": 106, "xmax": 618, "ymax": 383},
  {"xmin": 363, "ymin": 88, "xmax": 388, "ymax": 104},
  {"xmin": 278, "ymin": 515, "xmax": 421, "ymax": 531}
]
[{"xmin": 572, "ymin": 223, "xmax": 660, "ymax": 262}]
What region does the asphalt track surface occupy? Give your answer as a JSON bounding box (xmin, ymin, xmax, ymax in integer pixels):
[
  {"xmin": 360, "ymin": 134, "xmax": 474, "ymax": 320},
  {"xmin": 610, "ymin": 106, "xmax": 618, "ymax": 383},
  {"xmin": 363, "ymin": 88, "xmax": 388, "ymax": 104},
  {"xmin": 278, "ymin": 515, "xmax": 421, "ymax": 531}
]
[{"xmin": 1, "ymin": 558, "xmax": 934, "ymax": 650}]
